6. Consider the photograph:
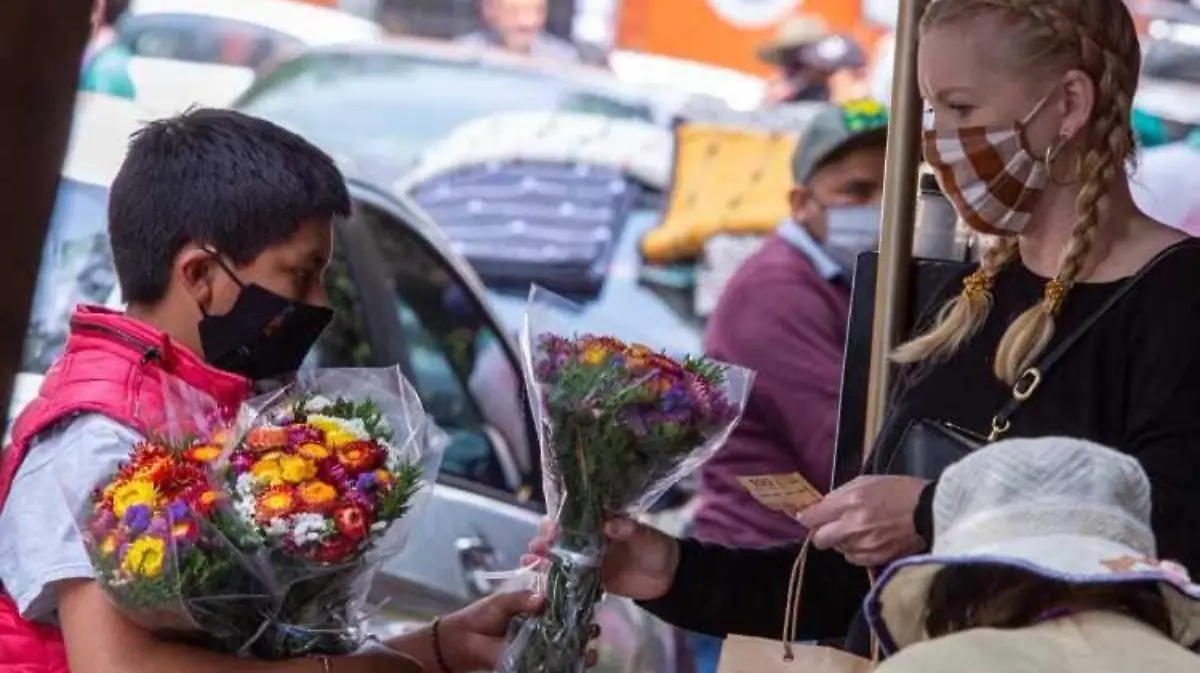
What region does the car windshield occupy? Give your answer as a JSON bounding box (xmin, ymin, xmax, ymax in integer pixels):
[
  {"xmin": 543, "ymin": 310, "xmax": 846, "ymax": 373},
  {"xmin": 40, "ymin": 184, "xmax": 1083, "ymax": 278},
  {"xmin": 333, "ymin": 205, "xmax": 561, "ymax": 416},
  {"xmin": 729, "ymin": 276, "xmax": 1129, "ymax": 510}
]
[{"xmin": 236, "ymin": 52, "xmax": 654, "ymax": 172}]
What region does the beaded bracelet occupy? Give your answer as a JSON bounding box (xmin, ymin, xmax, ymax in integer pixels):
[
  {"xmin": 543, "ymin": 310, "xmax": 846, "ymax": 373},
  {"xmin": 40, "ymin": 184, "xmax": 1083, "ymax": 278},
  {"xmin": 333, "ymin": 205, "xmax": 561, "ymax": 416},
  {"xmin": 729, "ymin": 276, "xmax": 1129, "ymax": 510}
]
[{"xmin": 431, "ymin": 617, "xmax": 453, "ymax": 673}]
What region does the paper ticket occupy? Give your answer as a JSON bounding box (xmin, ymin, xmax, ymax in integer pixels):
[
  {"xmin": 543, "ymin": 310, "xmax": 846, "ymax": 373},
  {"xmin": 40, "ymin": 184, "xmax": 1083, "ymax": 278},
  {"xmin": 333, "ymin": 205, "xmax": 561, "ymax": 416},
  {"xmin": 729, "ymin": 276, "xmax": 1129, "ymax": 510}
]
[{"xmin": 737, "ymin": 472, "xmax": 824, "ymax": 517}]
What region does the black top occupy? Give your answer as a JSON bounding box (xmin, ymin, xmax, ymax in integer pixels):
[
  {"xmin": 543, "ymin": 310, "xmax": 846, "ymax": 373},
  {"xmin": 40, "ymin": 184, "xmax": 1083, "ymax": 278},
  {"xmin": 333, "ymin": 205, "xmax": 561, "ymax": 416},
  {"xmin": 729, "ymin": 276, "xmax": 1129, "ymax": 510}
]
[{"xmin": 640, "ymin": 239, "xmax": 1200, "ymax": 649}]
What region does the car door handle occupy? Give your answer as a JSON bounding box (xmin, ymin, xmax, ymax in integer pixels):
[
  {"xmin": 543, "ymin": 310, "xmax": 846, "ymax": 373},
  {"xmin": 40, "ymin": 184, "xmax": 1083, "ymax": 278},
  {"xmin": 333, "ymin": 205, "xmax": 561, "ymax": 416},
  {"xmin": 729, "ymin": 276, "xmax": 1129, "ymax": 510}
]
[{"xmin": 456, "ymin": 535, "xmax": 505, "ymax": 599}]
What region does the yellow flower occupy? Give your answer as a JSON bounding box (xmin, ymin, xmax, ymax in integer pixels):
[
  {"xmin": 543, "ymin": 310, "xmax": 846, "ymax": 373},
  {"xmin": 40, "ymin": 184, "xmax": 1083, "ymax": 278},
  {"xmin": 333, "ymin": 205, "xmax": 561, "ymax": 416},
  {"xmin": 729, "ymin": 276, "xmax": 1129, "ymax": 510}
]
[
  {"xmin": 306, "ymin": 417, "xmax": 357, "ymax": 449},
  {"xmin": 297, "ymin": 480, "xmax": 338, "ymax": 508},
  {"xmin": 259, "ymin": 450, "xmax": 284, "ymax": 463},
  {"xmin": 251, "ymin": 458, "xmax": 284, "ymax": 486},
  {"xmin": 184, "ymin": 445, "xmax": 222, "ymax": 464},
  {"xmin": 100, "ymin": 534, "xmax": 118, "ymax": 557},
  {"xmin": 256, "ymin": 485, "xmax": 297, "ymax": 522},
  {"xmin": 111, "ymin": 479, "xmax": 158, "ymax": 518},
  {"xmin": 280, "ymin": 454, "xmax": 317, "ymax": 484},
  {"xmin": 580, "ymin": 346, "xmax": 607, "ymax": 366},
  {"xmin": 122, "ymin": 536, "xmax": 167, "ymax": 578},
  {"xmin": 297, "ymin": 442, "xmax": 332, "ymax": 460}
]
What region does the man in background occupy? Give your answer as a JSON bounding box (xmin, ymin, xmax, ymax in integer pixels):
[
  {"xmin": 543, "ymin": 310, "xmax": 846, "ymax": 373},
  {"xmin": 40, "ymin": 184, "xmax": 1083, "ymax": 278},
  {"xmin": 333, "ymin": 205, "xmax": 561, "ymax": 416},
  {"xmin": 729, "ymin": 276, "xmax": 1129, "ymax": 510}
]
[
  {"xmin": 758, "ymin": 15, "xmax": 867, "ymax": 105},
  {"xmin": 694, "ymin": 100, "xmax": 890, "ymax": 548},
  {"xmin": 80, "ymin": 0, "xmax": 135, "ymax": 99},
  {"xmin": 458, "ymin": 0, "xmax": 584, "ymax": 63}
]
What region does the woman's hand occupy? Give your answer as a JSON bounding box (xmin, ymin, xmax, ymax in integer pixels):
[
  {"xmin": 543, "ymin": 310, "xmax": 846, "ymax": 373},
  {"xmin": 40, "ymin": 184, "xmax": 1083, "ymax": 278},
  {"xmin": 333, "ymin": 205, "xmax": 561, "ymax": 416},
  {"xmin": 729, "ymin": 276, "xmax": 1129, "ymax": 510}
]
[
  {"xmin": 430, "ymin": 589, "xmax": 601, "ymax": 672},
  {"xmin": 796, "ymin": 475, "xmax": 929, "ymax": 567},
  {"xmin": 522, "ymin": 517, "xmax": 681, "ymax": 601}
]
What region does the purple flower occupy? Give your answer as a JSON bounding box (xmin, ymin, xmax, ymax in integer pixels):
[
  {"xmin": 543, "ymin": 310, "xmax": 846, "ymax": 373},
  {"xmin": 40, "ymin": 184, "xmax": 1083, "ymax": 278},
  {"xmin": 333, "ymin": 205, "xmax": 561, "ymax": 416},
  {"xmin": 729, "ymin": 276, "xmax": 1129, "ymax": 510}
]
[
  {"xmin": 231, "ymin": 453, "xmax": 255, "ymax": 474},
  {"xmin": 166, "ymin": 500, "xmax": 191, "ymax": 523},
  {"xmin": 288, "ymin": 425, "xmax": 324, "ymax": 446},
  {"xmin": 148, "ymin": 516, "xmax": 169, "ymax": 536},
  {"xmin": 356, "ymin": 472, "xmax": 378, "ymax": 492},
  {"xmin": 122, "ymin": 505, "xmax": 152, "ymax": 535},
  {"xmin": 661, "ymin": 385, "xmax": 690, "ymax": 413}
]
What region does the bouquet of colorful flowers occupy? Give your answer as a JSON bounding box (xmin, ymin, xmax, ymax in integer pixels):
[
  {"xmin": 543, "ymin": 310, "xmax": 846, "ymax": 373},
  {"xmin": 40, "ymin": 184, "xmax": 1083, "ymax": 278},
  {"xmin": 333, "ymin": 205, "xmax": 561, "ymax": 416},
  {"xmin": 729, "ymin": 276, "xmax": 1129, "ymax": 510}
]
[
  {"xmin": 77, "ymin": 367, "xmax": 444, "ymax": 657},
  {"xmin": 497, "ymin": 288, "xmax": 753, "ymax": 673}
]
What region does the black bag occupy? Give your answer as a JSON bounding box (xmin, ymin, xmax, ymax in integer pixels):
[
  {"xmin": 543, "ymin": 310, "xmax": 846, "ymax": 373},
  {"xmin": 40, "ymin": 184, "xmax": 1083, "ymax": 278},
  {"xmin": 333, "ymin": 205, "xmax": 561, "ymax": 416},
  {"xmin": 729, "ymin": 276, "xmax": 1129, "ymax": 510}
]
[{"xmin": 885, "ymin": 240, "xmax": 1199, "ymax": 480}]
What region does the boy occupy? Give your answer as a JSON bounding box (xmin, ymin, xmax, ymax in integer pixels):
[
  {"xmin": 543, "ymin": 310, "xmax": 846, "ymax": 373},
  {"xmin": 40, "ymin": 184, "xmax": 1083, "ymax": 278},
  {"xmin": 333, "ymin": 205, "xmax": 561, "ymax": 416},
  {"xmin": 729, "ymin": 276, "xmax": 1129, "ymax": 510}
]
[{"xmin": 0, "ymin": 109, "xmax": 543, "ymax": 673}]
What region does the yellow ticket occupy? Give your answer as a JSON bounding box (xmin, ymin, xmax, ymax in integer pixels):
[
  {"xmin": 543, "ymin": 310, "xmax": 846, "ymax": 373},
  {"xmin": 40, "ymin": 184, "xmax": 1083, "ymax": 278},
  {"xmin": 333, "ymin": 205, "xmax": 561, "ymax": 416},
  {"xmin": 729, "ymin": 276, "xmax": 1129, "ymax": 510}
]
[{"xmin": 737, "ymin": 472, "xmax": 824, "ymax": 517}]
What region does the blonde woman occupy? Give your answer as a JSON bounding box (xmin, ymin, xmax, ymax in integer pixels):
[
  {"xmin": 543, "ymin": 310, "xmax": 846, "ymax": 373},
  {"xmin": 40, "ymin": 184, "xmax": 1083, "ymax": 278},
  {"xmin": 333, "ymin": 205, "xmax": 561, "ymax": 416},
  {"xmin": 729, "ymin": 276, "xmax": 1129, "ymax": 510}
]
[
  {"xmin": 868, "ymin": 437, "xmax": 1200, "ymax": 671},
  {"xmin": 527, "ymin": 0, "xmax": 1200, "ymax": 659}
]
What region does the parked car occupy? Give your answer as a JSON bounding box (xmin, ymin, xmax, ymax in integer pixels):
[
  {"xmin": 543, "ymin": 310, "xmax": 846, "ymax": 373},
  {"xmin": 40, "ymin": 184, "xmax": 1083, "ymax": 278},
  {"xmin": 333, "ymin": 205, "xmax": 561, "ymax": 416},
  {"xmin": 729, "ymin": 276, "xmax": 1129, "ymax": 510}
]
[
  {"xmin": 17, "ymin": 93, "xmax": 687, "ymax": 673},
  {"xmin": 233, "ymin": 39, "xmax": 662, "ymax": 178},
  {"xmin": 117, "ymin": 0, "xmax": 383, "ymax": 115}
]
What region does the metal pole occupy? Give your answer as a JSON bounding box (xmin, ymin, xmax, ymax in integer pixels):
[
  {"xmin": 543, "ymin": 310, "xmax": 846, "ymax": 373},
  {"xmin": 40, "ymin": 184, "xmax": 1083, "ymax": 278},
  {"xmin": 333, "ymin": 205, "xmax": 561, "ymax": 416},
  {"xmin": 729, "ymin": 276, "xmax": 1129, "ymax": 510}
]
[{"xmin": 862, "ymin": 0, "xmax": 926, "ymax": 458}]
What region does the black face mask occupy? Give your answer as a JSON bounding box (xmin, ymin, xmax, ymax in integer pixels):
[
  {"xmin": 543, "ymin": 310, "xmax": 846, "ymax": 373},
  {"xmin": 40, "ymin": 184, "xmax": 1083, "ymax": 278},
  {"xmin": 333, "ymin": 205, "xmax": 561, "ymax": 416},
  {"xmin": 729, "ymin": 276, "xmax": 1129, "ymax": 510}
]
[{"xmin": 198, "ymin": 260, "xmax": 333, "ymax": 381}]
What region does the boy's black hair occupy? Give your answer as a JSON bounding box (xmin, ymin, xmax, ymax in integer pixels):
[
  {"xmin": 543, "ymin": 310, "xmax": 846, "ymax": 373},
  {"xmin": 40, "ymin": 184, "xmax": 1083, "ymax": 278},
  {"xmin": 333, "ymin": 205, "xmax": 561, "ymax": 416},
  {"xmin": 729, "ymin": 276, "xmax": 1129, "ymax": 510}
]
[
  {"xmin": 103, "ymin": 0, "xmax": 131, "ymax": 26},
  {"xmin": 109, "ymin": 108, "xmax": 350, "ymax": 304}
]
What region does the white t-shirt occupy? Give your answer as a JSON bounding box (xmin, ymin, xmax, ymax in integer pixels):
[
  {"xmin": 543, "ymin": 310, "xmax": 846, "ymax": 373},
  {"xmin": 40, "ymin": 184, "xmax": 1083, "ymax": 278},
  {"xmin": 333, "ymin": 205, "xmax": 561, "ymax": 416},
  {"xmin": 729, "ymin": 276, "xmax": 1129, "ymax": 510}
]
[{"xmin": 0, "ymin": 414, "xmax": 141, "ymax": 621}]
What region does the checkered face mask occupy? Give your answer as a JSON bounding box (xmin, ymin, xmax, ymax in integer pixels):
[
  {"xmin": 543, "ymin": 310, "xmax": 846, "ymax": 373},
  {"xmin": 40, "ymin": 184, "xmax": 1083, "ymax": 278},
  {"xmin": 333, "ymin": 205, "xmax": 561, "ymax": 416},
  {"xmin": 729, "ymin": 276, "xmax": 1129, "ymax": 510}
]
[{"xmin": 922, "ymin": 94, "xmax": 1055, "ymax": 235}]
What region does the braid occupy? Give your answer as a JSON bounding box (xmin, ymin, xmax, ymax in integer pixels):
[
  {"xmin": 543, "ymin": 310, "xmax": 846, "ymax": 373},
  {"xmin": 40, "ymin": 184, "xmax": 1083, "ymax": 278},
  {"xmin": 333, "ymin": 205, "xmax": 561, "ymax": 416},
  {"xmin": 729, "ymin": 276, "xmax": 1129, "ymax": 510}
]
[
  {"xmin": 892, "ymin": 236, "xmax": 1017, "ymax": 364},
  {"xmin": 993, "ymin": 1, "xmax": 1137, "ymax": 382},
  {"xmin": 901, "ymin": 0, "xmax": 1140, "ymax": 383}
]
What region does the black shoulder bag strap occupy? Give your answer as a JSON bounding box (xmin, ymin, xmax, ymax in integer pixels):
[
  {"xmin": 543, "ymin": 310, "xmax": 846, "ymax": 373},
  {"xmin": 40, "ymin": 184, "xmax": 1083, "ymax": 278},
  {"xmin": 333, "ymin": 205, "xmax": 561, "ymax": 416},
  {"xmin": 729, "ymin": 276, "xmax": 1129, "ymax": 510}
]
[{"xmin": 987, "ymin": 238, "xmax": 1200, "ymax": 441}]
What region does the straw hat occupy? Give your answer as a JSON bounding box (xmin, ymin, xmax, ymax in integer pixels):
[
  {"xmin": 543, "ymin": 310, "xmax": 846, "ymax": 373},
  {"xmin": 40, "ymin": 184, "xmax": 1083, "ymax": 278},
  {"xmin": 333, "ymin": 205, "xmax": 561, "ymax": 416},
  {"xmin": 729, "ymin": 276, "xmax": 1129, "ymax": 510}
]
[
  {"xmin": 865, "ymin": 437, "xmax": 1200, "ymax": 653},
  {"xmin": 757, "ymin": 15, "xmax": 830, "ymax": 65}
]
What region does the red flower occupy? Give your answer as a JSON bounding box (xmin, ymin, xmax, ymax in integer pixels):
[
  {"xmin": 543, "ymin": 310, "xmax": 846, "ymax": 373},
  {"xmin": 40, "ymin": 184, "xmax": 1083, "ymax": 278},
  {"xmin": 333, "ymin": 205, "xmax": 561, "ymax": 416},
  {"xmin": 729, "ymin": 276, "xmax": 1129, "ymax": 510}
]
[
  {"xmin": 335, "ymin": 441, "xmax": 382, "ymax": 475},
  {"xmin": 247, "ymin": 426, "xmax": 289, "ymax": 452},
  {"xmin": 333, "ymin": 504, "xmax": 369, "ymax": 542},
  {"xmin": 184, "ymin": 485, "xmax": 224, "ymax": 517},
  {"xmin": 312, "ymin": 535, "xmax": 357, "ymax": 564}
]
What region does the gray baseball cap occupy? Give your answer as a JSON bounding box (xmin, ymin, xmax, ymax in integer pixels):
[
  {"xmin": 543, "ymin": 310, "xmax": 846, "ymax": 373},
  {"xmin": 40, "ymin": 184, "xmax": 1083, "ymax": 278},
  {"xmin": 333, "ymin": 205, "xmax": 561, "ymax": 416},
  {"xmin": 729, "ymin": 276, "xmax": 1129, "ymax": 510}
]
[{"xmin": 792, "ymin": 99, "xmax": 890, "ymax": 184}]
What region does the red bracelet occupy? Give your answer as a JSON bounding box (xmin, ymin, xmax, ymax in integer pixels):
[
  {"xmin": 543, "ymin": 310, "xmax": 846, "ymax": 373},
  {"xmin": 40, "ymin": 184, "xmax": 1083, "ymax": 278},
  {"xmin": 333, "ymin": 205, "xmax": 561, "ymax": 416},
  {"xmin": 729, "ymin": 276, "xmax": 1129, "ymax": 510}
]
[{"xmin": 431, "ymin": 617, "xmax": 453, "ymax": 673}]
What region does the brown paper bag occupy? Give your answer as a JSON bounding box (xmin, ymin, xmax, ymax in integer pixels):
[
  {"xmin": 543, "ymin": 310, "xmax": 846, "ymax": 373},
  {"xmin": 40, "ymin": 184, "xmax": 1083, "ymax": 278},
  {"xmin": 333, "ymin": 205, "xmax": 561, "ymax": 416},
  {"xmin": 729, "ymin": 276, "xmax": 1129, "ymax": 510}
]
[
  {"xmin": 717, "ymin": 635, "xmax": 875, "ymax": 673},
  {"xmin": 716, "ymin": 538, "xmax": 877, "ymax": 673}
]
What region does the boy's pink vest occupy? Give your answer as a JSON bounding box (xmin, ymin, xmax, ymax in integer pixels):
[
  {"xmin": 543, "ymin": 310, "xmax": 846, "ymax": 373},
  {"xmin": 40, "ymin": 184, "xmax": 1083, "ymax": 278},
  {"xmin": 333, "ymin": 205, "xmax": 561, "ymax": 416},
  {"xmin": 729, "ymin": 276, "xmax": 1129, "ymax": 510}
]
[{"xmin": 0, "ymin": 306, "xmax": 249, "ymax": 671}]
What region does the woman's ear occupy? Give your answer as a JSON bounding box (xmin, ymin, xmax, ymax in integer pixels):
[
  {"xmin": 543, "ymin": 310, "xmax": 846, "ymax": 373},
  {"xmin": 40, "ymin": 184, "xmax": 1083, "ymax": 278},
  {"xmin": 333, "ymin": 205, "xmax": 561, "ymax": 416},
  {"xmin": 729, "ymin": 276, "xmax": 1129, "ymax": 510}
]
[
  {"xmin": 176, "ymin": 244, "xmax": 216, "ymax": 313},
  {"xmin": 1058, "ymin": 69, "xmax": 1095, "ymax": 140}
]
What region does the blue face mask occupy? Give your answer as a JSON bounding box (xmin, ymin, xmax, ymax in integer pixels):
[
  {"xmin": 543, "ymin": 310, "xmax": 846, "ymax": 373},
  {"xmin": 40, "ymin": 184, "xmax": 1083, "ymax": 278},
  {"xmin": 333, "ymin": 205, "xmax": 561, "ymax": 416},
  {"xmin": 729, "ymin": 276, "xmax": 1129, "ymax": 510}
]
[{"xmin": 823, "ymin": 204, "xmax": 882, "ymax": 272}]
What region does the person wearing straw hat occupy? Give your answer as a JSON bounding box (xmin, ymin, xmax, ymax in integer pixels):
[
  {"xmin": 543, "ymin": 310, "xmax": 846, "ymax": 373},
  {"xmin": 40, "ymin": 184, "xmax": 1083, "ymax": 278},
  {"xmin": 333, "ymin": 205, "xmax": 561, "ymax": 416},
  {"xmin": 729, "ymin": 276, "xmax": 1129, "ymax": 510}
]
[
  {"xmin": 759, "ymin": 16, "xmax": 866, "ymax": 105},
  {"xmin": 866, "ymin": 437, "xmax": 1200, "ymax": 671}
]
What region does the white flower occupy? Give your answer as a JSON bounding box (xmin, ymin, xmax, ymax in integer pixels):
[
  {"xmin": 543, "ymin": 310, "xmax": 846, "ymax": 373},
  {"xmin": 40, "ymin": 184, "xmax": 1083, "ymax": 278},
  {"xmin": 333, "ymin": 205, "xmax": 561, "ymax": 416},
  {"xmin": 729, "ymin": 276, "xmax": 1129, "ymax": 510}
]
[
  {"xmin": 290, "ymin": 513, "xmax": 328, "ymax": 547},
  {"xmin": 235, "ymin": 473, "xmax": 256, "ymax": 497},
  {"xmin": 265, "ymin": 517, "xmax": 290, "ymax": 537},
  {"xmin": 305, "ymin": 395, "xmax": 334, "ymax": 412}
]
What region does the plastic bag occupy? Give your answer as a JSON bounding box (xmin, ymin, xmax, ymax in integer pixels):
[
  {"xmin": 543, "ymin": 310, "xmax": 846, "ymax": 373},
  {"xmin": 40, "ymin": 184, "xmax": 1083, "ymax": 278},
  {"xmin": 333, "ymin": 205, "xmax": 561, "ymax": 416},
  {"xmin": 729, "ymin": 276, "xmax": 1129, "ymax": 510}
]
[
  {"xmin": 71, "ymin": 366, "xmax": 445, "ymax": 658},
  {"xmin": 496, "ymin": 287, "xmax": 754, "ymax": 673}
]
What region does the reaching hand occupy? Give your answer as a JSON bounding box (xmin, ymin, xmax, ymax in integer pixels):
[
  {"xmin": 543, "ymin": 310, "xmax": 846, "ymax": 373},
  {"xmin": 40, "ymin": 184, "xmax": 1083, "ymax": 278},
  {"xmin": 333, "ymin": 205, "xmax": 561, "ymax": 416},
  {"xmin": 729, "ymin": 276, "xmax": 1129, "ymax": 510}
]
[
  {"xmin": 795, "ymin": 475, "xmax": 929, "ymax": 567},
  {"xmin": 434, "ymin": 590, "xmax": 600, "ymax": 672},
  {"xmin": 522, "ymin": 517, "xmax": 681, "ymax": 601}
]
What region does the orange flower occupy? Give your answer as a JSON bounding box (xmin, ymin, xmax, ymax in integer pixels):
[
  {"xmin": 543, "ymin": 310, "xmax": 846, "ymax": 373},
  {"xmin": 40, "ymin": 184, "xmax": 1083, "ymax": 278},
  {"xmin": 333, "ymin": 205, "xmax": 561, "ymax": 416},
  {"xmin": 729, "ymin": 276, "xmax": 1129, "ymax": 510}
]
[
  {"xmin": 373, "ymin": 469, "xmax": 394, "ymax": 487},
  {"xmin": 192, "ymin": 489, "xmax": 223, "ymax": 517},
  {"xmin": 135, "ymin": 456, "xmax": 176, "ymax": 486},
  {"xmin": 335, "ymin": 441, "xmax": 380, "ymax": 475},
  {"xmin": 247, "ymin": 427, "xmax": 289, "ymax": 452},
  {"xmin": 184, "ymin": 444, "xmax": 222, "ymax": 464},
  {"xmin": 210, "ymin": 427, "xmax": 233, "ymax": 446},
  {"xmin": 297, "ymin": 442, "xmax": 332, "ymax": 461},
  {"xmin": 297, "ymin": 480, "xmax": 339, "ymax": 510},
  {"xmin": 256, "ymin": 485, "xmax": 297, "ymax": 522}
]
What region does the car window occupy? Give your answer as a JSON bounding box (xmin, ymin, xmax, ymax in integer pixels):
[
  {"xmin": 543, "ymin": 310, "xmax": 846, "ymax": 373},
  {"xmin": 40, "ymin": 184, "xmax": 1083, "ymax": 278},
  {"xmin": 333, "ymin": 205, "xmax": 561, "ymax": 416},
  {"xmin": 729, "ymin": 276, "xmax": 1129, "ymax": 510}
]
[
  {"xmin": 314, "ymin": 204, "xmax": 529, "ymax": 494},
  {"xmin": 237, "ymin": 52, "xmax": 654, "ymax": 172},
  {"xmin": 120, "ymin": 13, "xmax": 303, "ymax": 70},
  {"xmin": 23, "ymin": 178, "xmax": 119, "ymax": 374}
]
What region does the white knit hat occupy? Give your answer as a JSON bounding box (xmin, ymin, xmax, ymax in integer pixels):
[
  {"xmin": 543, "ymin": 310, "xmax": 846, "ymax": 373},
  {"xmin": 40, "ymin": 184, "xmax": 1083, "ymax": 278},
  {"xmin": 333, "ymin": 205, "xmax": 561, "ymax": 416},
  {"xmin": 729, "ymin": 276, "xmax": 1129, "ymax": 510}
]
[{"xmin": 865, "ymin": 437, "xmax": 1200, "ymax": 653}]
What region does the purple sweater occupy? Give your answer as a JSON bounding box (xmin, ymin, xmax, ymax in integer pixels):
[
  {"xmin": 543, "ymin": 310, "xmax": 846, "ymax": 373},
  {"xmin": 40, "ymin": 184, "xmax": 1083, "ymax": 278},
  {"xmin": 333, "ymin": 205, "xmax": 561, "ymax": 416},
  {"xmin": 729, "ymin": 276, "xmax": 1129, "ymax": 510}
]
[{"xmin": 692, "ymin": 235, "xmax": 850, "ymax": 548}]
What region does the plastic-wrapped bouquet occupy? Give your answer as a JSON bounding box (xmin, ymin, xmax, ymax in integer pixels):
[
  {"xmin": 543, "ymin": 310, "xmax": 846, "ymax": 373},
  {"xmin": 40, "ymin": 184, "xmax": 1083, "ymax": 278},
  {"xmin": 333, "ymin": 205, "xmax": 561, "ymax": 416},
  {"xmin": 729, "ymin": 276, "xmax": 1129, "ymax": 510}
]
[
  {"xmin": 83, "ymin": 438, "xmax": 268, "ymax": 650},
  {"xmin": 497, "ymin": 288, "xmax": 753, "ymax": 673},
  {"xmin": 78, "ymin": 367, "xmax": 444, "ymax": 658}
]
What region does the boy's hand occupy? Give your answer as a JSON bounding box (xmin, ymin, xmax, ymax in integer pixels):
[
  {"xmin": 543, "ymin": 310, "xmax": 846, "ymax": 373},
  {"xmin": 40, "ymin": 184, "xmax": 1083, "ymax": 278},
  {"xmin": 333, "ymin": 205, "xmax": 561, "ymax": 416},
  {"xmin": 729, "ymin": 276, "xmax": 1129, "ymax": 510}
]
[{"xmin": 435, "ymin": 590, "xmax": 600, "ymax": 672}]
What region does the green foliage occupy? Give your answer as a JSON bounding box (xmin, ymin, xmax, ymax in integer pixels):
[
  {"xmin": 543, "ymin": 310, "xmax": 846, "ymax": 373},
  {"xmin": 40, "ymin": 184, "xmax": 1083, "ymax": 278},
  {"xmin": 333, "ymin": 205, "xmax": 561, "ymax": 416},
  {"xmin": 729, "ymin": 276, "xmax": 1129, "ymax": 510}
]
[{"xmin": 378, "ymin": 459, "xmax": 424, "ymax": 522}]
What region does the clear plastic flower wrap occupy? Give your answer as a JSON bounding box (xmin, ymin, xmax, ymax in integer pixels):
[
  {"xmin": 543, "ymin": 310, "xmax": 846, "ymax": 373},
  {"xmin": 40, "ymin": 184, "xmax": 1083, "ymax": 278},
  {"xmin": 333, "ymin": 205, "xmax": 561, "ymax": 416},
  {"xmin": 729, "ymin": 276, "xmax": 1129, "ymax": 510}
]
[
  {"xmin": 496, "ymin": 287, "xmax": 754, "ymax": 673},
  {"xmin": 68, "ymin": 366, "xmax": 445, "ymax": 658}
]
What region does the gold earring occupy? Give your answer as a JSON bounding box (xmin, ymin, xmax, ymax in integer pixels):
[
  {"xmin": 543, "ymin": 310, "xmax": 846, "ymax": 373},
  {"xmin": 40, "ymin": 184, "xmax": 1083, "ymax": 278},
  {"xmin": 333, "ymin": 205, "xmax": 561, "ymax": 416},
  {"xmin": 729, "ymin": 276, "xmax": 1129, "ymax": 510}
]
[{"xmin": 1045, "ymin": 134, "xmax": 1075, "ymax": 186}]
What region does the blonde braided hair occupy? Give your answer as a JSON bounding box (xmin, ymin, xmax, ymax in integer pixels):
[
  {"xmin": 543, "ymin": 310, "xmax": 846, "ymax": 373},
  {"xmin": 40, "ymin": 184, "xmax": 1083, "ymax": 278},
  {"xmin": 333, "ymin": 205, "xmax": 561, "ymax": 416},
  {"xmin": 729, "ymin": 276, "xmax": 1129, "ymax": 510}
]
[{"xmin": 892, "ymin": 0, "xmax": 1140, "ymax": 385}]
